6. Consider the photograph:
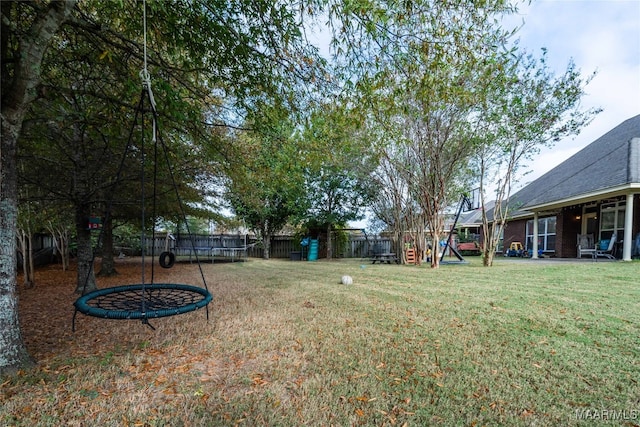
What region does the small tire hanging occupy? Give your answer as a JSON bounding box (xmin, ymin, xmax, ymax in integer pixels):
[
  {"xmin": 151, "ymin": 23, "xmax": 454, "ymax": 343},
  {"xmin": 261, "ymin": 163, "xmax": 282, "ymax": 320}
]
[{"xmin": 159, "ymin": 251, "xmax": 175, "ymax": 268}]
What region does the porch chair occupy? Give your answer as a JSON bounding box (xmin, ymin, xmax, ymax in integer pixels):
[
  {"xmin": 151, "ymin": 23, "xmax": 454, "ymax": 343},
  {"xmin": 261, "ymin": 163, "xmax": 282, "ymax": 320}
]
[
  {"xmin": 595, "ymin": 232, "xmax": 617, "ymax": 260},
  {"xmin": 577, "ymin": 233, "xmax": 596, "ymax": 259}
]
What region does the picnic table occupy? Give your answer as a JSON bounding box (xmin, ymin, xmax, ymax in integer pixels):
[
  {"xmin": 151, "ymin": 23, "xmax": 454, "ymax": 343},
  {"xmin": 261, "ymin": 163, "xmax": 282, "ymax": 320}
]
[{"xmin": 371, "ymin": 252, "xmax": 399, "ymax": 264}]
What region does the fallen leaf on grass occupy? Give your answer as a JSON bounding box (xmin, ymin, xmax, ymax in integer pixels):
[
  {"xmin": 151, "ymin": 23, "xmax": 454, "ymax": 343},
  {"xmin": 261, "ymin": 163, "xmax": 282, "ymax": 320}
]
[
  {"xmin": 154, "ymin": 374, "xmax": 169, "ymax": 384},
  {"xmin": 521, "ymin": 409, "xmax": 535, "ymax": 417},
  {"xmin": 350, "ymin": 372, "xmax": 368, "ymax": 380},
  {"xmin": 252, "ymin": 374, "xmax": 269, "ymax": 386}
]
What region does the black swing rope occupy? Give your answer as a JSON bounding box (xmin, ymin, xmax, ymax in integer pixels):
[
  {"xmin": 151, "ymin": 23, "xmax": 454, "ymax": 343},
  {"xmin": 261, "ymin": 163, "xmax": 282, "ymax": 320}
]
[{"xmin": 72, "ymin": 1, "xmax": 212, "ymax": 330}]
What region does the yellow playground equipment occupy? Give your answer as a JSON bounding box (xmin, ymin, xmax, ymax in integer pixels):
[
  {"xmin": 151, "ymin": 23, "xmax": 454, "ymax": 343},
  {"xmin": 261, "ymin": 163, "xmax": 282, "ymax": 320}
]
[{"xmin": 505, "ymin": 241, "xmax": 525, "ymax": 257}]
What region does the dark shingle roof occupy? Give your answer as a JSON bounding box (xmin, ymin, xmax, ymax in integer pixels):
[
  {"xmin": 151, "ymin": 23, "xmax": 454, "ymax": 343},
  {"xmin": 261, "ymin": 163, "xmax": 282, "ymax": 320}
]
[{"xmin": 511, "ymin": 114, "xmax": 640, "ymax": 210}]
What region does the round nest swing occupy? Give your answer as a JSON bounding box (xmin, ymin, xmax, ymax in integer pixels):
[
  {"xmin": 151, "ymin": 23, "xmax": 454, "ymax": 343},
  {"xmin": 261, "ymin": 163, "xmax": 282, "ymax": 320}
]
[
  {"xmin": 74, "ymin": 283, "xmax": 213, "ymax": 320},
  {"xmin": 72, "ymin": 2, "xmax": 213, "ymax": 329}
]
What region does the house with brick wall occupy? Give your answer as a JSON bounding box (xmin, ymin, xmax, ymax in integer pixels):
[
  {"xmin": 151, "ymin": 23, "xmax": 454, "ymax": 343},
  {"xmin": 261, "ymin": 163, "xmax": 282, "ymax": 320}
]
[{"xmin": 491, "ymin": 114, "xmax": 640, "ymax": 260}]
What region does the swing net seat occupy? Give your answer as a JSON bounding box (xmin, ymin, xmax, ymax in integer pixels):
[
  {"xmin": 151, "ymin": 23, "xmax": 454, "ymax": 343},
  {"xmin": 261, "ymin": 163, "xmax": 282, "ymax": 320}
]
[{"xmin": 74, "ymin": 283, "xmax": 212, "ymax": 320}]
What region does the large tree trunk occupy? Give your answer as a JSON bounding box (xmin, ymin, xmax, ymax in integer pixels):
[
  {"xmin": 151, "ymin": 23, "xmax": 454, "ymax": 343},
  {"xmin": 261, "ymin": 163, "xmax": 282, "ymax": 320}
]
[
  {"xmin": 97, "ymin": 215, "xmax": 117, "ymax": 277},
  {"xmin": 262, "ymin": 231, "xmax": 271, "ymax": 260},
  {"xmin": 430, "ymin": 231, "xmax": 441, "ymax": 268},
  {"xmin": 0, "ymin": 139, "xmax": 33, "ymax": 373},
  {"xmin": 0, "ymin": 0, "xmax": 76, "ymax": 376},
  {"xmin": 74, "ymin": 204, "xmax": 97, "ymax": 294}
]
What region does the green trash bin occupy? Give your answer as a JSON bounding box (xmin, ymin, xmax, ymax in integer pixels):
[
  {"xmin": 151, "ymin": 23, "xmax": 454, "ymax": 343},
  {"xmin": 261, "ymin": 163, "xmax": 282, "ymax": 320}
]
[{"xmin": 308, "ymin": 239, "xmax": 319, "ymax": 261}]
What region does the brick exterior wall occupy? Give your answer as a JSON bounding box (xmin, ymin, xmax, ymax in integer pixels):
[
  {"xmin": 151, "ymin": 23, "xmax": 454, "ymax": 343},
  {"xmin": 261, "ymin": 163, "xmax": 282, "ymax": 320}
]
[
  {"xmin": 559, "ymin": 207, "xmax": 581, "ymax": 258},
  {"xmin": 489, "ymin": 196, "xmax": 640, "ymax": 259},
  {"xmin": 501, "ymin": 219, "xmax": 527, "ymax": 254}
]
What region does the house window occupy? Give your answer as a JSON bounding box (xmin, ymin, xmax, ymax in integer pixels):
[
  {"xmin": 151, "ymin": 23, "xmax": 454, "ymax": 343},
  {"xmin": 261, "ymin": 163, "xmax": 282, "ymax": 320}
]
[
  {"xmin": 525, "ymin": 216, "xmax": 556, "ymax": 253},
  {"xmin": 599, "ymin": 201, "xmax": 625, "ymax": 241}
]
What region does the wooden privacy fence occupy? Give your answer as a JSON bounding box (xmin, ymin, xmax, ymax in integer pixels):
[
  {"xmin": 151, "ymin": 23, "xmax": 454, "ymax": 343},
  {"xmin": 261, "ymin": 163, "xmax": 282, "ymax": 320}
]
[
  {"xmin": 145, "ymin": 234, "xmax": 396, "ymax": 260},
  {"xmin": 248, "ymin": 235, "xmax": 396, "ymax": 259},
  {"xmin": 336, "ymin": 236, "xmax": 395, "ymax": 258},
  {"xmin": 146, "ymin": 234, "xmax": 249, "ymax": 259}
]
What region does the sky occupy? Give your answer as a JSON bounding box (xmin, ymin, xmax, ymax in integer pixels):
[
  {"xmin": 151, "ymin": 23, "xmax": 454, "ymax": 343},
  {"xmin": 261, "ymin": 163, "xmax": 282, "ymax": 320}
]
[{"xmin": 501, "ymin": 0, "xmax": 640, "ymax": 189}]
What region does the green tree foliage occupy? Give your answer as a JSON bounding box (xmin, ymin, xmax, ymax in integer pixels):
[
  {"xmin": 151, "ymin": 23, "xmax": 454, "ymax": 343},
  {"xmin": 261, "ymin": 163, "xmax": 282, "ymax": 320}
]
[
  {"xmin": 1, "ymin": 0, "xmax": 324, "ymax": 373},
  {"xmin": 17, "ymin": 0, "xmax": 326, "ymax": 288},
  {"xmin": 329, "ymin": 0, "xmax": 516, "ymax": 267},
  {"xmin": 325, "ymin": 1, "xmax": 597, "ymax": 268},
  {"xmin": 225, "ymin": 105, "xmax": 308, "ymax": 259},
  {"xmin": 301, "ymin": 102, "xmax": 378, "ymax": 258},
  {"xmin": 474, "ymin": 50, "xmax": 600, "ymax": 266},
  {"xmin": 18, "ymin": 23, "xmax": 134, "ymax": 291}
]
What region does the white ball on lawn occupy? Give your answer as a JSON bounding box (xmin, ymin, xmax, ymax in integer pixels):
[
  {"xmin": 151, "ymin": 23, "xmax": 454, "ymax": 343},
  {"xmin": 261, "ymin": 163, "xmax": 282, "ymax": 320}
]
[{"xmin": 341, "ymin": 275, "xmax": 353, "ymax": 285}]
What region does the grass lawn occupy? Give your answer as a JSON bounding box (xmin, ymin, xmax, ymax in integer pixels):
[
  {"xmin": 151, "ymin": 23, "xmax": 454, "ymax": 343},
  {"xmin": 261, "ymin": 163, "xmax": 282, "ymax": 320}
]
[{"xmin": 2, "ymin": 257, "xmax": 639, "ymax": 426}]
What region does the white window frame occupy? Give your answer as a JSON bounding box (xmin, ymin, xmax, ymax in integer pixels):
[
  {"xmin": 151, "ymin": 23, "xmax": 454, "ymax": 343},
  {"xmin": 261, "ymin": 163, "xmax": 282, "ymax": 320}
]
[
  {"xmin": 599, "ymin": 200, "xmax": 626, "ymax": 241},
  {"xmin": 526, "ymin": 216, "xmax": 556, "ymax": 253}
]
